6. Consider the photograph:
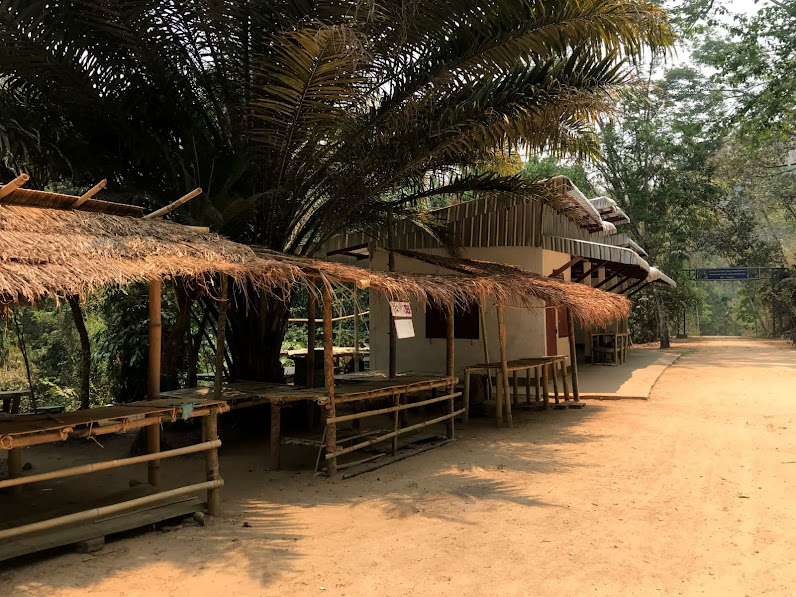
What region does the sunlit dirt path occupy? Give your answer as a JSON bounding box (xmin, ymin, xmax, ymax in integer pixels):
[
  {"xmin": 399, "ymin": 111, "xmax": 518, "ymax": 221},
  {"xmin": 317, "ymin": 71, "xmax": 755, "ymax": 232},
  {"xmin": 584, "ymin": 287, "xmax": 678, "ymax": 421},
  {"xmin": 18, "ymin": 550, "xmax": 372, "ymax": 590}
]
[{"xmin": 3, "ymin": 337, "xmax": 795, "ymax": 596}]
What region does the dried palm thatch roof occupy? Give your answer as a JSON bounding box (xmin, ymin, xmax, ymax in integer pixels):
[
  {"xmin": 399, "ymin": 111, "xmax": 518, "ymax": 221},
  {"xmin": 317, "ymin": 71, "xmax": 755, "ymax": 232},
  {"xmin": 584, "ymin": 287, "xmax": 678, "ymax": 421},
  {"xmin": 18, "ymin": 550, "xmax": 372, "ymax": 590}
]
[
  {"xmin": 0, "ymin": 205, "xmax": 308, "ymax": 305},
  {"xmin": 390, "ymin": 249, "xmax": 630, "ymax": 325}
]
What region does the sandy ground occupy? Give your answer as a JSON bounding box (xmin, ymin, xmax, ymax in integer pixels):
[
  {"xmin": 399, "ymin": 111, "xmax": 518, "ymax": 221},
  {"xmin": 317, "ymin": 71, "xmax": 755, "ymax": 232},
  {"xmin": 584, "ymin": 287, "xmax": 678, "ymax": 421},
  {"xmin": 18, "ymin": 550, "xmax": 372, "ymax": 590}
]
[{"xmin": 2, "ymin": 336, "xmax": 796, "ymax": 596}]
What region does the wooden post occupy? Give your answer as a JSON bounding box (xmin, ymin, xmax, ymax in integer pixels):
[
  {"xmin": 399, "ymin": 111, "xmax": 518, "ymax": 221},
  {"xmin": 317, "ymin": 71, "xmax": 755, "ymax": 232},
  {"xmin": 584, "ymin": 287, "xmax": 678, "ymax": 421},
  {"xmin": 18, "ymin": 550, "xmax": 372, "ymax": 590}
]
[
  {"xmin": 496, "ymin": 303, "xmax": 512, "ymax": 428},
  {"xmin": 525, "ymin": 368, "xmax": 532, "ymax": 403},
  {"xmin": 353, "ymin": 294, "xmax": 360, "ymax": 373},
  {"xmin": 387, "ymin": 209, "xmax": 397, "ymax": 378},
  {"xmin": 541, "ymin": 364, "xmax": 549, "ymax": 408},
  {"xmin": 534, "ymin": 367, "xmax": 541, "ymax": 402},
  {"xmin": 463, "ymin": 370, "xmax": 471, "ymax": 424},
  {"xmin": 203, "ymin": 408, "xmax": 221, "ymax": 516},
  {"xmin": 322, "ymin": 284, "xmax": 338, "ymax": 477},
  {"xmin": 147, "ymin": 279, "xmax": 162, "ymax": 487},
  {"xmin": 307, "ymin": 288, "xmax": 316, "ymax": 388},
  {"xmin": 392, "ymin": 393, "xmax": 400, "ymax": 455},
  {"xmin": 560, "ymin": 360, "xmax": 570, "ymax": 401},
  {"xmin": 445, "ymin": 303, "xmax": 455, "ymax": 439},
  {"xmin": 495, "ymin": 370, "xmax": 503, "ymax": 426},
  {"xmin": 7, "ymin": 448, "xmax": 21, "ymax": 496},
  {"xmin": 512, "ymin": 370, "xmax": 519, "ymax": 406},
  {"xmin": 551, "ymin": 363, "xmax": 560, "ymax": 404},
  {"xmin": 214, "ymin": 276, "xmax": 228, "ymax": 400},
  {"xmin": 270, "ymin": 405, "xmax": 281, "ymax": 470},
  {"xmin": 479, "ymin": 305, "xmax": 492, "ymax": 401},
  {"xmin": 566, "ymin": 308, "xmax": 580, "ymax": 402}
]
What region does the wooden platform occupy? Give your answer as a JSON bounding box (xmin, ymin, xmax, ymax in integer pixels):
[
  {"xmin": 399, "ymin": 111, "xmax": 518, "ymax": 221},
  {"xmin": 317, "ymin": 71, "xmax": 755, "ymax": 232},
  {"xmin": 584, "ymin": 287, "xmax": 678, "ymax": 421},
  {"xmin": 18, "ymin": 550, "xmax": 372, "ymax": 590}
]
[
  {"xmin": 0, "ymin": 484, "xmax": 204, "ymax": 562},
  {"xmin": 0, "ymin": 398, "xmax": 228, "ymax": 449}
]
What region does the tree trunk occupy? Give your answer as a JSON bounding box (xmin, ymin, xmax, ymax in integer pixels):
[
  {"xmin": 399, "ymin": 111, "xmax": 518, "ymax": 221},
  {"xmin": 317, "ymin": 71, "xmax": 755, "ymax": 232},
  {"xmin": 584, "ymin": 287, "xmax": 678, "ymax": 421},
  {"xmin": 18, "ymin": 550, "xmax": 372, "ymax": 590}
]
[
  {"xmin": 226, "ymin": 287, "xmax": 290, "ymax": 381},
  {"xmin": 67, "ymin": 295, "xmax": 91, "ymax": 410},
  {"xmin": 653, "ymin": 285, "xmax": 671, "ymax": 349},
  {"xmin": 162, "ymin": 281, "xmax": 195, "ymax": 390}
]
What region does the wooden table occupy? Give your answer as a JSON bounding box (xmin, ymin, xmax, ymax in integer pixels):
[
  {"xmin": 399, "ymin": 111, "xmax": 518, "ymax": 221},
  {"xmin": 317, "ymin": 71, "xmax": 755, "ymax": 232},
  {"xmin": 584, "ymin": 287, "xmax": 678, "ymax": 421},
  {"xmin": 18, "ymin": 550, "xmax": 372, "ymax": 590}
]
[
  {"xmin": 462, "ymin": 356, "xmax": 571, "ymax": 425},
  {"xmin": 0, "ymin": 390, "xmax": 29, "ymax": 414},
  {"xmin": 591, "ymin": 332, "xmax": 631, "ymax": 366},
  {"xmin": 0, "ymin": 397, "xmax": 228, "ymax": 559},
  {"xmin": 161, "ymin": 372, "xmax": 460, "ymax": 474}
]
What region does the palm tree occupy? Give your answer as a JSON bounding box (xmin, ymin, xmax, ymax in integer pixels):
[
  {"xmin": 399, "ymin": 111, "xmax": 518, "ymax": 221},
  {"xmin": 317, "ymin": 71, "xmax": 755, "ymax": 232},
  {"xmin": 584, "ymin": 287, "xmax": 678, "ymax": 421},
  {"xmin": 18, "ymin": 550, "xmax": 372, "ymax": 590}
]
[{"xmin": 0, "ymin": 0, "xmax": 673, "ymax": 381}]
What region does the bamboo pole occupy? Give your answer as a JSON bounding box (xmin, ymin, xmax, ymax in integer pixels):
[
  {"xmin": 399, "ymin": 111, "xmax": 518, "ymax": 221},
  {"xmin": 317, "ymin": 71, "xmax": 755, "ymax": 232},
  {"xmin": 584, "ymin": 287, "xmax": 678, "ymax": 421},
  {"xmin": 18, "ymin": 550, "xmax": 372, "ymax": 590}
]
[
  {"xmin": 143, "ymin": 187, "xmax": 202, "ymax": 219},
  {"xmin": 0, "ymin": 173, "xmax": 29, "ymax": 199},
  {"xmin": 387, "ymin": 208, "xmax": 397, "ymax": 378},
  {"xmin": 73, "ymin": 178, "xmax": 107, "ymax": 207},
  {"xmin": 322, "ymin": 284, "xmax": 338, "ymax": 477},
  {"xmin": 496, "ymin": 303, "xmax": 512, "ymax": 427},
  {"xmin": 214, "ymin": 276, "xmax": 228, "ymax": 401},
  {"xmin": 392, "ymin": 393, "xmax": 400, "ymax": 455},
  {"xmin": 307, "ymin": 287, "xmax": 316, "ymax": 388},
  {"xmin": 445, "ymin": 303, "xmax": 455, "ymax": 439},
  {"xmin": 202, "ymin": 409, "xmax": 221, "ymax": 515},
  {"xmin": 551, "ymin": 363, "xmax": 560, "ymax": 404},
  {"xmin": 0, "ymin": 480, "xmax": 224, "ymax": 541},
  {"xmin": 353, "ymin": 296, "xmax": 360, "ymax": 373},
  {"xmin": 463, "ymin": 371, "xmax": 471, "ymax": 424},
  {"xmin": 560, "ymin": 360, "xmax": 570, "ymax": 401},
  {"xmin": 479, "ymin": 305, "xmax": 492, "ymax": 402},
  {"xmin": 147, "ymin": 279, "xmax": 162, "ymax": 487},
  {"xmin": 566, "ymin": 308, "xmax": 580, "ymax": 402},
  {"xmin": 534, "ymin": 367, "xmax": 541, "ymax": 402},
  {"xmin": 541, "ymin": 364, "xmax": 549, "ymax": 408},
  {"xmin": 0, "ymin": 440, "xmax": 221, "ymax": 490}
]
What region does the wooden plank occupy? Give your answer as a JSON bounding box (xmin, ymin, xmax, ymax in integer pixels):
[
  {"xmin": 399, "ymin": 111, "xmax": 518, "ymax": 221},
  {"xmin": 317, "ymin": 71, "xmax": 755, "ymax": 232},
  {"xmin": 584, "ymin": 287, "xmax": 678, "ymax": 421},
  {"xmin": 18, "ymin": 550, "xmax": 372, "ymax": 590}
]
[
  {"xmin": 326, "ymin": 393, "xmax": 461, "ymax": 424},
  {"xmin": 0, "ymin": 497, "xmax": 203, "ymax": 562}
]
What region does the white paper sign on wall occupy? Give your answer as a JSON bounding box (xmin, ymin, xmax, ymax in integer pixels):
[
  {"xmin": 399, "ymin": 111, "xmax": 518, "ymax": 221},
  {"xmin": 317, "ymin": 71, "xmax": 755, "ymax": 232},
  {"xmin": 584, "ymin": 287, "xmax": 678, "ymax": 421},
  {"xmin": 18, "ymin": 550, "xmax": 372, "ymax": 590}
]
[
  {"xmin": 389, "ymin": 302, "xmax": 412, "ymax": 318},
  {"xmin": 394, "ymin": 318, "xmax": 416, "ymax": 339}
]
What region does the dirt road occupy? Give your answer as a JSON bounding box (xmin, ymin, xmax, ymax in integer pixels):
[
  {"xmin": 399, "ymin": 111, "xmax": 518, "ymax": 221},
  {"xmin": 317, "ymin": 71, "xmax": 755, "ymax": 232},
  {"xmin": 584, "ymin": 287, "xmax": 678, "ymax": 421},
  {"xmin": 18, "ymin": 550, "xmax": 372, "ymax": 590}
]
[{"xmin": 3, "ymin": 337, "xmax": 796, "ymax": 596}]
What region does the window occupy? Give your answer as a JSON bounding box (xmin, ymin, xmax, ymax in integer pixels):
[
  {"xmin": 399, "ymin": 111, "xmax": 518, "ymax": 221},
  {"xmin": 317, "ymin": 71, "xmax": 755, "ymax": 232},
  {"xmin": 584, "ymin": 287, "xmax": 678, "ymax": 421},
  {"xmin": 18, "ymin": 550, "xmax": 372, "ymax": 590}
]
[{"xmin": 425, "ymin": 303, "xmax": 480, "ymax": 339}]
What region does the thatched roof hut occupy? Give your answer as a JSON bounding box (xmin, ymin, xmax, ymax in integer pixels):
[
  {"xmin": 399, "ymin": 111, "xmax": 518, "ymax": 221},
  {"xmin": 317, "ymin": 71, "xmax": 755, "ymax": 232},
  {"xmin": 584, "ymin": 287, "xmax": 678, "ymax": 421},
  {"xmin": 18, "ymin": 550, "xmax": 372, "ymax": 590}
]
[{"xmin": 0, "ymin": 177, "xmax": 629, "ymax": 325}]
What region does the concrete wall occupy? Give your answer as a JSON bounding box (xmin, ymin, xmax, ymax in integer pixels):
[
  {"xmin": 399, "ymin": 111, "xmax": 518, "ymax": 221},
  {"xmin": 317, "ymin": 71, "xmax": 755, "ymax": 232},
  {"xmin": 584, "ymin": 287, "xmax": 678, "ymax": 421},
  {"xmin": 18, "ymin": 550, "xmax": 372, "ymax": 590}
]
[{"xmin": 368, "ymin": 246, "xmax": 577, "ymax": 377}]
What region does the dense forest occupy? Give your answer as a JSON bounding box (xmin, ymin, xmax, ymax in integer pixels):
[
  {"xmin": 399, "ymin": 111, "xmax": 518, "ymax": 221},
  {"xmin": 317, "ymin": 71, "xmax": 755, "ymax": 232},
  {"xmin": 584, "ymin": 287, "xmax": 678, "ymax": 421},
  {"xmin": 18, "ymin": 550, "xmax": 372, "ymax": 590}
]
[{"xmin": 0, "ymin": 0, "xmax": 793, "ymax": 411}]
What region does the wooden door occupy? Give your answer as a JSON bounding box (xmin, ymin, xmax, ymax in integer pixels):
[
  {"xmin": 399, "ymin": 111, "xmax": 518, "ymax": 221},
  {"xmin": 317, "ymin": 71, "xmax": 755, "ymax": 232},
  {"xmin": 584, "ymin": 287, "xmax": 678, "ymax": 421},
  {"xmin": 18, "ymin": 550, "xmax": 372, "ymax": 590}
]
[{"xmin": 545, "ymin": 307, "xmax": 558, "ymax": 356}]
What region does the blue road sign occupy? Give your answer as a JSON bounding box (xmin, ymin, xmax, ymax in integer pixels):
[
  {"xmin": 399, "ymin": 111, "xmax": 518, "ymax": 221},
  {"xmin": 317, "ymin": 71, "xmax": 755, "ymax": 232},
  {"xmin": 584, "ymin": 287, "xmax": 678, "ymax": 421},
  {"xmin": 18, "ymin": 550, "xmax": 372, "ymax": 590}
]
[{"xmin": 694, "ymin": 268, "xmax": 761, "ymax": 281}]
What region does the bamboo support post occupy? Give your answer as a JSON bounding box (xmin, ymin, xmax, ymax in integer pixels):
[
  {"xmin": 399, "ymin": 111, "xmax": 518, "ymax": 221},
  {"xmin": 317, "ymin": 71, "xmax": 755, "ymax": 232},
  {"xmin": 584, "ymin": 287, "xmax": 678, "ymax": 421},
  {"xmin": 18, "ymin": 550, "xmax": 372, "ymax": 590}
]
[
  {"xmin": 566, "ymin": 308, "xmax": 580, "ymax": 402},
  {"xmin": 143, "ymin": 188, "xmax": 202, "ymax": 219},
  {"xmin": 322, "ymin": 284, "xmax": 338, "ymax": 477},
  {"xmin": 392, "ymin": 393, "xmax": 400, "ymax": 455},
  {"xmin": 560, "ymin": 360, "xmax": 570, "ymax": 401},
  {"xmin": 307, "ymin": 288, "xmax": 316, "ymax": 388},
  {"xmin": 551, "ymin": 364, "xmax": 560, "ymax": 404},
  {"xmin": 463, "ymin": 371, "xmax": 471, "ymax": 424},
  {"xmin": 479, "ymin": 306, "xmax": 492, "ymax": 401},
  {"xmin": 353, "ymin": 296, "xmax": 360, "ymax": 373},
  {"xmin": 0, "ymin": 173, "xmax": 29, "ymax": 199},
  {"xmin": 0, "ymin": 480, "xmax": 224, "ymax": 541},
  {"xmin": 387, "ymin": 209, "xmax": 397, "ymax": 379},
  {"xmin": 445, "ymin": 303, "xmax": 455, "ymax": 439},
  {"xmin": 202, "ymin": 409, "xmax": 221, "ymax": 516},
  {"xmin": 496, "ymin": 303, "xmax": 512, "ymax": 427},
  {"xmin": 541, "ymin": 364, "xmax": 549, "ymax": 408},
  {"xmin": 512, "ymin": 370, "xmax": 519, "ymax": 406},
  {"xmin": 214, "ymin": 276, "xmax": 229, "ymax": 400},
  {"xmin": 525, "ymin": 368, "xmax": 532, "ymax": 403},
  {"xmin": 534, "ymin": 367, "xmax": 541, "ymax": 402},
  {"xmin": 495, "ymin": 370, "xmax": 503, "ymax": 426},
  {"xmin": 147, "ymin": 279, "xmax": 162, "ymax": 487}
]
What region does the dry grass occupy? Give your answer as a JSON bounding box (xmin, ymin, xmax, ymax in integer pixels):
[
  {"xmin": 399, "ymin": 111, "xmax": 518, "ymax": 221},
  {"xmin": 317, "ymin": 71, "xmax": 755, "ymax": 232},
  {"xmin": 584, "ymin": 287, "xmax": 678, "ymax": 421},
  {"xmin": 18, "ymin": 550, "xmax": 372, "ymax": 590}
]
[{"xmin": 0, "ymin": 200, "xmax": 628, "ymax": 327}]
